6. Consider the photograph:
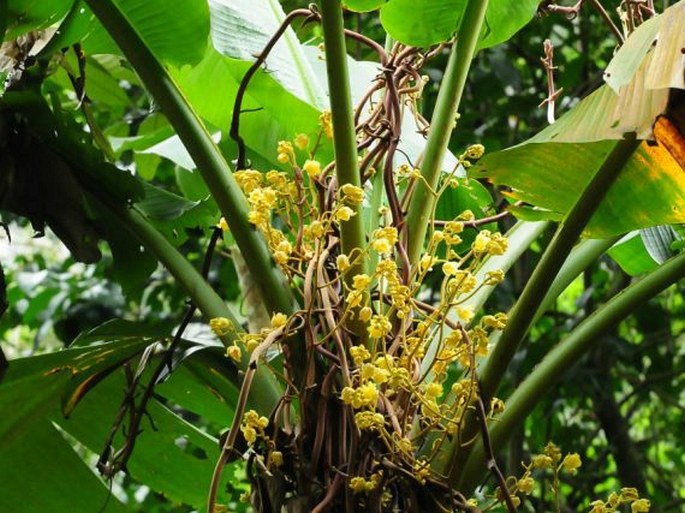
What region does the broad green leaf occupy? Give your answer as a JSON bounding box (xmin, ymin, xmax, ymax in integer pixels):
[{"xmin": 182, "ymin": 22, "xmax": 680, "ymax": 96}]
[
  {"xmin": 0, "ymin": 420, "xmax": 125, "ymax": 513},
  {"xmin": 135, "ymin": 182, "xmax": 219, "ymax": 244},
  {"xmin": 156, "ymin": 349, "xmax": 237, "ymax": 427},
  {"xmin": 5, "ymin": 0, "xmax": 71, "ymax": 39},
  {"xmin": 43, "ymin": 0, "xmax": 210, "ymax": 67},
  {"xmin": 471, "ymin": 140, "xmax": 685, "ymax": 238},
  {"xmin": 477, "ymin": 1, "xmax": 539, "ymax": 49},
  {"xmin": 172, "ymin": 47, "xmax": 325, "ymax": 167},
  {"xmin": 208, "ymin": 0, "xmax": 325, "ymax": 108},
  {"xmin": 0, "ymin": 338, "xmax": 154, "ymax": 443},
  {"xmin": 1, "ymin": 341, "xmax": 240, "ymax": 509},
  {"xmin": 380, "ymin": 0, "xmax": 462, "ymax": 48},
  {"xmin": 379, "ymin": 0, "xmax": 538, "ymax": 48},
  {"xmin": 608, "ymin": 232, "xmax": 659, "ymax": 276},
  {"xmin": 137, "ymin": 183, "xmax": 201, "ymax": 221},
  {"xmin": 55, "ymin": 365, "xmax": 239, "ymax": 509},
  {"xmin": 343, "ymin": 0, "xmax": 387, "ymax": 12}
]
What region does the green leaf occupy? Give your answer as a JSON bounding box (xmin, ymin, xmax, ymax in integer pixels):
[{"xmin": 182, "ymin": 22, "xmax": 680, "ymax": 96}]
[
  {"xmin": 343, "ymin": 0, "xmax": 387, "ymax": 12},
  {"xmin": 380, "ymin": 0, "xmax": 462, "ymax": 48},
  {"xmin": 608, "ymin": 232, "xmax": 659, "ymax": 276},
  {"xmin": 156, "ymin": 349, "xmax": 237, "ymax": 427},
  {"xmin": 471, "ymin": 139, "xmax": 685, "ymax": 237},
  {"xmin": 5, "ymin": 0, "xmax": 72, "ymax": 39},
  {"xmin": 55, "ymin": 366, "xmax": 239, "ymax": 509},
  {"xmin": 137, "ymin": 183, "xmax": 201, "ymax": 221},
  {"xmin": 171, "ymin": 47, "xmax": 325, "ymax": 167},
  {"xmin": 208, "ymin": 0, "xmax": 325, "ymax": 108},
  {"xmin": 43, "ymin": 0, "xmax": 210, "ymax": 67},
  {"xmin": 0, "ymin": 420, "xmax": 126, "ymax": 513},
  {"xmin": 379, "ymin": 0, "xmax": 538, "ymax": 48}
]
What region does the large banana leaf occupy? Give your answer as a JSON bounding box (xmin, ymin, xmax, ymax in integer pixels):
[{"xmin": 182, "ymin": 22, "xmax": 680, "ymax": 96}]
[
  {"xmin": 378, "ymin": 0, "xmax": 539, "ymax": 48},
  {"xmin": 471, "ymin": 1, "xmax": 685, "ymax": 238},
  {"xmin": 0, "ymin": 323, "xmax": 241, "ymax": 512}
]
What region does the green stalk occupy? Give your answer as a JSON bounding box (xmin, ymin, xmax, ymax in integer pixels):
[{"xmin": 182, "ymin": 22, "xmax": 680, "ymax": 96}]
[
  {"xmin": 106, "ymin": 202, "xmax": 283, "ymax": 413},
  {"xmin": 319, "ymin": 0, "xmax": 367, "ymax": 283},
  {"xmin": 457, "ymin": 249, "xmax": 685, "ymax": 493},
  {"xmin": 446, "ymin": 134, "xmax": 640, "ymax": 483},
  {"xmin": 84, "ymin": 0, "xmax": 294, "ymax": 319},
  {"xmin": 478, "ymin": 135, "xmax": 639, "ymax": 403},
  {"xmin": 405, "ymin": 0, "xmax": 489, "ymax": 265}
]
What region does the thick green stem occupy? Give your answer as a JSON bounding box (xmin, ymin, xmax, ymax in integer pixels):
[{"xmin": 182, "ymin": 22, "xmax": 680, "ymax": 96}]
[
  {"xmin": 478, "ymin": 136, "xmax": 639, "ymax": 403},
  {"xmin": 405, "ymin": 0, "xmax": 489, "ymax": 265},
  {"xmin": 84, "ymin": 0, "xmax": 294, "ymax": 319},
  {"xmin": 319, "ymin": 0, "xmax": 367, "ymax": 282},
  {"xmin": 447, "ymin": 135, "xmax": 639, "ymax": 484},
  {"xmin": 458, "ymin": 249, "xmax": 685, "ymax": 492}
]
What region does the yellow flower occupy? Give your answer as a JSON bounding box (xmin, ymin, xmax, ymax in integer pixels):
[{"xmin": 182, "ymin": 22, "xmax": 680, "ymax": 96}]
[
  {"xmin": 442, "ymin": 261, "xmax": 458, "ymax": 276},
  {"xmin": 589, "ymin": 500, "xmax": 607, "ymax": 513},
  {"xmin": 456, "ymin": 306, "xmax": 474, "ymax": 323},
  {"xmin": 303, "ymin": 159, "xmax": 322, "ymax": 178},
  {"xmin": 336, "ymin": 254, "xmax": 351, "ymax": 271},
  {"xmin": 621, "ymin": 488, "xmax": 640, "ymax": 501},
  {"xmin": 472, "ymin": 230, "xmax": 491, "ymax": 253},
  {"xmin": 368, "ymin": 315, "xmax": 392, "ymax": 339},
  {"xmin": 359, "ymin": 382, "xmax": 378, "ymax": 405},
  {"xmin": 561, "ymin": 453, "xmax": 582, "ymax": 474},
  {"xmin": 631, "ymin": 499, "xmax": 650, "ymax": 513},
  {"xmin": 359, "ymin": 306, "xmax": 372, "ymax": 323},
  {"xmin": 242, "ymin": 425, "xmax": 257, "ymax": 445},
  {"xmin": 294, "ymin": 133, "xmax": 309, "ymax": 150},
  {"xmin": 531, "ymin": 454, "xmax": 553, "ymax": 469},
  {"xmin": 352, "ymin": 274, "xmax": 371, "ymax": 291},
  {"xmin": 335, "ymin": 205, "xmax": 355, "ymax": 222},
  {"xmin": 271, "ymin": 312, "xmax": 288, "ymax": 328},
  {"xmin": 484, "ymin": 269, "xmax": 505, "ymax": 285},
  {"xmin": 319, "ymin": 110, "xmax": 333, "ymax": 138},
  {"xmin": 210, "ymin": 317, "xmax": 234, "ymax": 336},
  {"xmin": 234, "ymin": 169, "xmax": 263, "ymax": 192},
  {"xmin": 465, "ymin": 143, "xmax": 485, "ymax": 159},
  {"xmin": 419, "ymin": 254, "xmax": 437, "ymax": 272},
  {"xmin": 308, "ymin": 220, "xmax": 325, "ymax": 238},
  {"xmin": 340, "ymin": 184, "xmax": 364, "ymax": 205},
  {"xmin": 482, "ymin": 313, "xmax": 507, "ymax": 330},
  {"xmin": 371, "ymin": 238, "xmax": 393, "ymax": 254},
  {"xmin": 544, "ymin": 441, "xmax": 562, "ymax": 462},
  {"xmin": 217, "ymin": 217, "xmax": 229, "ymax": 232},
  {"xmin": 425, "ymin": 382, "xmax": 443, "ymax": 399},
  {"xmin": 517, "ymin": 476, "xmax": 534, "ymax": 494},
  {"xmin": 349, "ymin": 345, "xmax": 371, "ymax": 365},
  {"xmin": 226, "ymin": 345, "xmax": 242, "ymax": 363},
  {"xmin": 490, "ymin": 397, "xmax": 505, "ymax": 413},
  {"xmin": 354, "ymin": 411, "xmax": 385, "ymax": 430},
  {"xmin": 269, "ymin": 450, "xmax": 284, "ymax": 467}
]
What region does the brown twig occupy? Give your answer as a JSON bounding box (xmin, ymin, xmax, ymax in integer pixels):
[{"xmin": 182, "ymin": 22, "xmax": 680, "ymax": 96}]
[
  {"xmin": 229, "ymin": 8, "xmax": 317, "ymax": 170},
  {"xmin": 538, "ymin": 39, "xmax": 564, "ymax": 125},
  {"xmin": 475, "ymin": 380, "xmax": 517, "ymax": 513}
]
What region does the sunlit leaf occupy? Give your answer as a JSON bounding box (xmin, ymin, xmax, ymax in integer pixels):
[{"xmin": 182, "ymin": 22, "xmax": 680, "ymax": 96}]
[{"xmin": 379, "ymin": 0, "xmax": 538, "ymax": 48}]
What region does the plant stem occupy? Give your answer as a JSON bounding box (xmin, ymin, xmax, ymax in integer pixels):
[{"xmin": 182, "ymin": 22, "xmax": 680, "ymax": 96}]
[
  {"xmin": 458, "ymin": 249, "xmax": 685, "ymax": 492},
  {"xmin": 405, "ymin": 0, "xmax": 489, "ymax": 265},
  {"xmin": 478, "ymin": 135, "xmax": 639, "ymax": 404},
  {"xmin": 84, "ymin": 0, "xmax": 294, "ymax": 319},
  {"xmin": 318, "ymin": 0, "xmax": 367, "ymax": 280},
  {"xmin": 447, "ymin": 134, "xmax": 640, "ymax": 483}
]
